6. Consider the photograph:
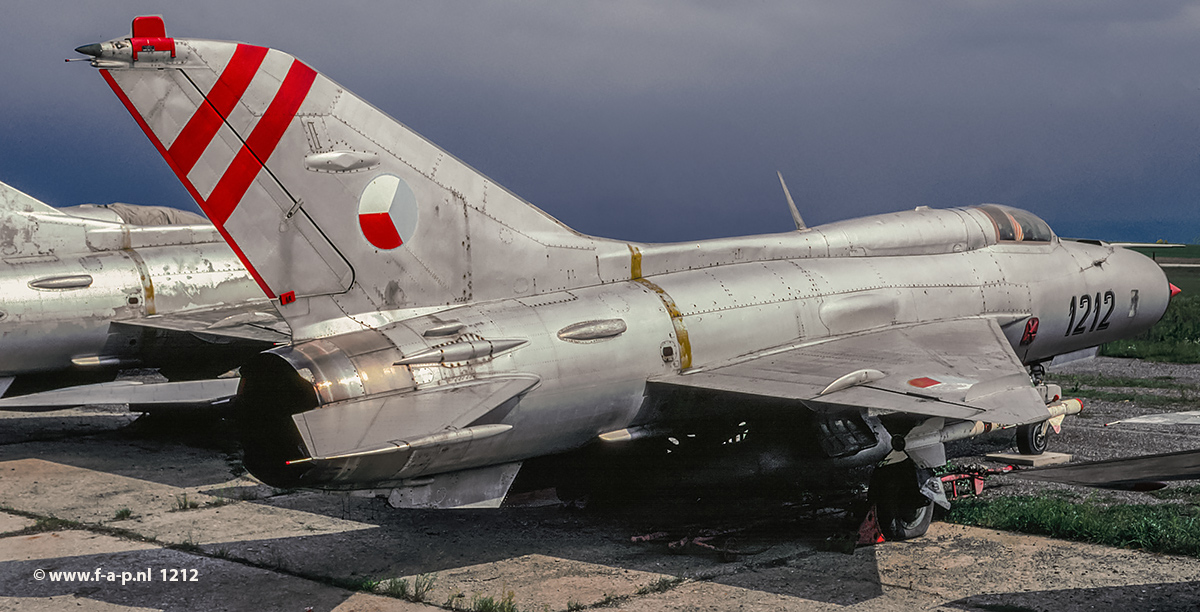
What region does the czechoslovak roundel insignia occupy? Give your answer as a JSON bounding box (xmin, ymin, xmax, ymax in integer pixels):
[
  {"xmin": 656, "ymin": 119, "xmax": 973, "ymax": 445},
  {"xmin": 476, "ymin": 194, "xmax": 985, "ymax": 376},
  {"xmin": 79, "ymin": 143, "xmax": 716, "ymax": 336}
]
[{"xmin": 358, "ymin": 175, "xmax": 418, "ymax": 250}]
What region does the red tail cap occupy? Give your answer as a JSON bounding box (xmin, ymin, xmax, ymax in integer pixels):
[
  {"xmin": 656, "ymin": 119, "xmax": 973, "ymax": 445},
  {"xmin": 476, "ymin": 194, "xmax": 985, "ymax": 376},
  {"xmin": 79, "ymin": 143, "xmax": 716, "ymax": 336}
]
[{"xmin": 1170, "ymin": 283, "xmax": 1182, "ymax": 298}]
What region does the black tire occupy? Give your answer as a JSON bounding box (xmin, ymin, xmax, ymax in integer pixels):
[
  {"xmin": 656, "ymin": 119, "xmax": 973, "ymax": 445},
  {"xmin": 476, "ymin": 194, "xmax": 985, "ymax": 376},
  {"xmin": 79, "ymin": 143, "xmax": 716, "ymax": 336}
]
[
  {"xmin": 877, "ymin": 496, "xmax": 935, "ymax": 541},
  {"xmin": 869, "ymin": 461, "xmax": 936, "ymax": 541},
  {"xmin": 1016, "ymin": 421, "xmax": 1049, "ymax": 455}
]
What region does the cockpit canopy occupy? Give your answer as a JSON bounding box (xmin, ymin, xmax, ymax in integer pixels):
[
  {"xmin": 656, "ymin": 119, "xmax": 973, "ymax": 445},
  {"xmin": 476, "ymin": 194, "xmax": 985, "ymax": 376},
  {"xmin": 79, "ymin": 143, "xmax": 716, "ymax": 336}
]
[{"xmin": 972, "ymin": 204, "xmax": 1054, "ymax": 243}]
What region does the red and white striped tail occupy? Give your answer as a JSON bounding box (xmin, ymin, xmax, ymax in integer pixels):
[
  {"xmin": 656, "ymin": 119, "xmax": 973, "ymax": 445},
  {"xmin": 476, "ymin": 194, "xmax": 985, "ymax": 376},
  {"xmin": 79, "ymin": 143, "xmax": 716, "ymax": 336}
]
[
  {"xmin": 91, "ymin": 17, "xmax": 605, "ymax": 333},
  {"xmin": 101, "ymin": 38, "xmax": 348, "ymax": 303}
]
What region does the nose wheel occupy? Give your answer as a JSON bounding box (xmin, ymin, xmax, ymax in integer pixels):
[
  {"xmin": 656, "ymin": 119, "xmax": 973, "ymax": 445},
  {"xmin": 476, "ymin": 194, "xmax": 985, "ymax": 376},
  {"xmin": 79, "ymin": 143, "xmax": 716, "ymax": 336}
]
[
  {"xmin": 1019, "ymin": 363, "xmax": 1053, "ymax": 456},
  {"xmin": 1016, "ymin": 420, "xmax": 1049, "ymax": 455}
]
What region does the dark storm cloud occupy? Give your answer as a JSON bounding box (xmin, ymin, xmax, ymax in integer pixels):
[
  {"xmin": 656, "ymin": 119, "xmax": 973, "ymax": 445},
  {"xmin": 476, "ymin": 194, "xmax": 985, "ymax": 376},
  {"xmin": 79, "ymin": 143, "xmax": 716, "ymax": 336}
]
[{"xmin": 2, "ymin": 1, "xmax": 1199, "ymax": 242}]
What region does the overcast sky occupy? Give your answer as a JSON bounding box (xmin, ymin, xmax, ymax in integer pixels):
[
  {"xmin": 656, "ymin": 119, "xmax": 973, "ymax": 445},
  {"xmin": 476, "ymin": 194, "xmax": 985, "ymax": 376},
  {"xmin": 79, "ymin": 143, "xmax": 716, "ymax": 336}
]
[{"xmin": 3, "ymin": 1, "xmax": 1200, "ymax": 242}]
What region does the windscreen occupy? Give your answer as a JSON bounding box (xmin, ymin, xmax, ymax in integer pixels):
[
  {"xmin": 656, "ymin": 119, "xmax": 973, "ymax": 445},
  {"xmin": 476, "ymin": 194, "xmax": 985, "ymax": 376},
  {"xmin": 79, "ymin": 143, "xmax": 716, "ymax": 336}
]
[{"xmin": 975, "ymin": 205, "xmax": 1054, "ymax": 243}]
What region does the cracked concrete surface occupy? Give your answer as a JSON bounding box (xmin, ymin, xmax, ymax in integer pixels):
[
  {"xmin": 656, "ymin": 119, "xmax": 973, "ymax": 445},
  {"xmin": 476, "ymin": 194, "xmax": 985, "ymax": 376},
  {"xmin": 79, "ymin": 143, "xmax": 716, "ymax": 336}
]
[{"xmin": 2, "ymin": 360, "xmax": 1200, "ymax": 611}]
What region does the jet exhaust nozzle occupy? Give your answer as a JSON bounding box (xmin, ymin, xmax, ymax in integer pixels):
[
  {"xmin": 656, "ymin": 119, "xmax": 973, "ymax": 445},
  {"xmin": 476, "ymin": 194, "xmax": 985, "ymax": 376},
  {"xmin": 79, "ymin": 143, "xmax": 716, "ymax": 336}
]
[{"xmin": 236, "ymin": 331, "xmax": 411, "ymax": 489}]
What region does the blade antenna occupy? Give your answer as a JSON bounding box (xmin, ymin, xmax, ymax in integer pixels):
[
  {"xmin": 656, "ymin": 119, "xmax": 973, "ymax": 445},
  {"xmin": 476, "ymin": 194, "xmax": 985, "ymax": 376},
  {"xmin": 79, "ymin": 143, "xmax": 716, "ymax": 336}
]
[{"xmin": 777, "ymin": 171, "xmax": 806, "ymax": 230}]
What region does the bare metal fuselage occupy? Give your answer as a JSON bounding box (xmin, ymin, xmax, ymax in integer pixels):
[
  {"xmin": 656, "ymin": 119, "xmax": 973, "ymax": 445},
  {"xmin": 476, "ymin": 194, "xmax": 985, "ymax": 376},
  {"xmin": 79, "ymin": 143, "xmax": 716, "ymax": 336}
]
[
  {"xmin": 0, "ymin": 242, "xmax": 258, "ymax": 375},
  {"xmin": 246, "ymin": 206, "xmax": 1168, "ymax": 489},
  {"xmin": 0, "ymin": 188, "xmax": 268, "ymax": 388}
]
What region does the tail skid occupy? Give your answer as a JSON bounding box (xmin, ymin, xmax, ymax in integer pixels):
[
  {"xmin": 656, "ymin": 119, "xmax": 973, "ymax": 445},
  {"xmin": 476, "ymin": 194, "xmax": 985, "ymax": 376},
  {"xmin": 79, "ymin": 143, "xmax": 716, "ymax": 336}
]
[{"xmin": 91, "ymin": 17, "xmax": 616, "ymax": 335}]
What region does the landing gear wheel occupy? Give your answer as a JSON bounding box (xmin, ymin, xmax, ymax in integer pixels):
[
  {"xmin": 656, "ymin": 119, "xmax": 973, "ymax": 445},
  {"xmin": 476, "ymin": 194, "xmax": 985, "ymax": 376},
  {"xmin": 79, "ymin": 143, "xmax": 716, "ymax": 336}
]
[
  {"xmin": 1016, "ymin": 421, "xmax": 1049, "ymax": 455},
  {"xmin": 869, "ymin": 461, "xmax": 936, "ymax": 541}
]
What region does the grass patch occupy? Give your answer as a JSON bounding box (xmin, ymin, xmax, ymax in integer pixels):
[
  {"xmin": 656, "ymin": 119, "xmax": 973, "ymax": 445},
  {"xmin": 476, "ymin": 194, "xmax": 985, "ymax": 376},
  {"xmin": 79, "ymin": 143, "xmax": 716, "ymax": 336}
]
[
  {"xmin": 471, "ymin": 591, "xmax": 518, "ymax": 612},
  {"xmin": 381, "ymin": 573, "xmax": 436, "ymax": 603},
  {"xmin": 636, "ymin": 576, "xmax": 683, "ymax": 595},
  {"xmin": 346, "ymin": 577, "xmax": 380, "ymax": 592},
  {"xmin": 31, "ymin": 517, "xmax": 85, "ymax": 532},
  {"xmin": 172, "ymin": 535, "xmax": 203, "ymax": 554},
  {"xmin": 173, "ymin": 493, "xmax": 200, "ymax": 511},
  {"xmin": 1102, "ymin": 341, "xmax": 1200, "ymax": 364},
  {"xmin": 947, "ymin": 495, "xmax": 1200, "ymax": 557},
  {"xmin": 1101, "ymin": 295, "xmax": 1200, "ymax": 363},
  {"xmin": 411, "ymin": 573, "xmax": 437, "ymax": 602},
  {"xmin": 1126, "ymin": 244, "xmax": 1200, "ymax": 261},
  {"xmin": 113, "ymin": 508, "xmax": 133, "ymax": 521},
  {"xmin": 382, "ymin": 578, "xmax": 409, "ymax": 599},
  {"xmin": 1, "ymin": 507, "xmax": 158, "ymax": 546},
  {"xmin": 1056, "ymin": 388, "xmax": 1187, "ymax": 407},
  {"xmin": 1047, "ymin": 371, "xmax": 1200, "ymax": 406},
  {"xmin": 1162, "ymin": 266, "xmax": 1200, "ymax": 296},
  {"xmin": 1049, "ymin": 372, "xmax": 1197, "ymax": 391},
  {"xmin": 1148, "ymin": 485, "xmax": 1200, "ymax": 504},
  {"xmin": 444, "ymin": 590, "xmax": 466, "ymax": 608}
]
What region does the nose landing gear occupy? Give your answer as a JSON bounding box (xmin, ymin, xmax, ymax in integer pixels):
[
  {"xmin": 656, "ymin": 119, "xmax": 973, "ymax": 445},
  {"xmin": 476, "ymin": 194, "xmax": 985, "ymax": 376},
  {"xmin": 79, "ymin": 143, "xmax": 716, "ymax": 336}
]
[{"xmin": 1015, "ymin": 420, "xmax": 1050, "ymax": 455}]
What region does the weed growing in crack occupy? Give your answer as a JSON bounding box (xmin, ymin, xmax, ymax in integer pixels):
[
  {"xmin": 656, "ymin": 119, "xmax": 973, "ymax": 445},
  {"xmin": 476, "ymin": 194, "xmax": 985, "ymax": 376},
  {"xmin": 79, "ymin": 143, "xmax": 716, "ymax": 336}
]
[
  {"xmin": 471, "ymin": 590, "xmax": 518, "ymax": 612},
  {"xmin": 383, "ymin": 577, "xmax": 410, "ymax": 599},
  {"xmin": 382, "ymin": 573, "xmax": 436, "ymax": 602},
  {"xmin": 444, "ymin": 590, "xmax": 465, "ymax": 608},
  {"xmin": 173, "ymin": 493, "xmax": 200, "ymax": 511},
  {"xmin": 636, "ymin": 576, "xmax": 683, "ymax": 595},
  {"xmin": 411, "ymin": 573, "xmax": 436, "ymax": 602}
]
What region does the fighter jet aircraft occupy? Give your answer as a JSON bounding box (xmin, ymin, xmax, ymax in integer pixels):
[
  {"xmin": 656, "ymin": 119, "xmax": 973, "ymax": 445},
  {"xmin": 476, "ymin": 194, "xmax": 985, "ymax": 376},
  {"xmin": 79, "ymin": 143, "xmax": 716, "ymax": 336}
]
[
  {"xmin": 71, "ymin": 16, "xmax": 1173, "ymax": 539},
  {"xmin": 0, "ymin": 178, "xmax": 286, "ymax": 406}
]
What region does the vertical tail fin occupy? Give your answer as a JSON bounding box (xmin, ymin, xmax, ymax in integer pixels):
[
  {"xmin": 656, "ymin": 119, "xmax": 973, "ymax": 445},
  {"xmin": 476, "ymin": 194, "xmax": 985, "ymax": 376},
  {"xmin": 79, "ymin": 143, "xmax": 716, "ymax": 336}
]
[
  {"xmin": 87, "ymin": 17, "xmax": 612, "ymax": 333},
  {"xmin": 0, "ymin": 180, "xmax": 84, "ymax": 257},
  {"xmin": 0, "ymin": 180, "xmax": 62, "ymax": 216}
]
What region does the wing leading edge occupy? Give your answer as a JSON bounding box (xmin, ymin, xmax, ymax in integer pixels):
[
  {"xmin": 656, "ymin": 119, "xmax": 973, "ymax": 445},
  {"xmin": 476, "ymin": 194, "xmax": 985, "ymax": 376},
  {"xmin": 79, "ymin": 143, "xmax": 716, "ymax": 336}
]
[{"xmin": 653, "ymin": 317, "xmax": 1047, "ymax": 425}]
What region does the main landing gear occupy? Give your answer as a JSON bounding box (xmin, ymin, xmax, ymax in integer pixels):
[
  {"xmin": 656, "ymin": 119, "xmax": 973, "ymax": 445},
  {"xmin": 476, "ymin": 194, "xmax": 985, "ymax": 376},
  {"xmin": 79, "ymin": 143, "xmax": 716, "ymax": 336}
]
[{"xmin": 868, "ymin": 460, "xmax": 940, "ymax": 540}]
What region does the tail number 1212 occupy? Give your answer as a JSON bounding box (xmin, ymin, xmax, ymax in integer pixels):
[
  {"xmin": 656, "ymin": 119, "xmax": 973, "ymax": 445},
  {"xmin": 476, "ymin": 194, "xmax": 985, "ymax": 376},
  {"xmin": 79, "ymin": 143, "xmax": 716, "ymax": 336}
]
[{"xmin": 1066, "ymin": 290, "xmax": 1115, "ymax": 336}]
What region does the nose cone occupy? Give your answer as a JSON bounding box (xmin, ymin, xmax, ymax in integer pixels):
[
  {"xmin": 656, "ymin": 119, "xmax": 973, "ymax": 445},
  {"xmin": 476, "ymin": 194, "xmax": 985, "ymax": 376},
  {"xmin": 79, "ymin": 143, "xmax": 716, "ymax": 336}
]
[
  {"xmin": 1116, "ymin": 248, "xmax": 1173, "ymax": 333},
  {"xmin": 1171, "ymin": 283, "xmax": 1183, "ymax": 298}
]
